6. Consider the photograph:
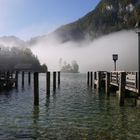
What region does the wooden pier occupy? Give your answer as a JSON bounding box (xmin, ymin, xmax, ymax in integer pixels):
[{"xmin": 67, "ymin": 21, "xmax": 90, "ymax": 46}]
[
  {"xmin": 92, "ymin": 71, "xmax": 139, "ymax": 106},
  {"xmin": 0, "ymin": 71, "xmax": 61, "ymax": 106}
]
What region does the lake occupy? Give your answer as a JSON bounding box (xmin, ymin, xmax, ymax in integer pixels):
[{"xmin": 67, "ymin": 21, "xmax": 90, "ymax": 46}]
[{"xmin": 0, "ymin": 73, "xmax": 140, "ymax": 140}]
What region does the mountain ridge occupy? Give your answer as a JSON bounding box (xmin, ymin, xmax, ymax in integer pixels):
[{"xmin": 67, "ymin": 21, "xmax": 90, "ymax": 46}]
[{"xmin": 0, "ymin": 0, "xmax": 140, "ymax": 46}]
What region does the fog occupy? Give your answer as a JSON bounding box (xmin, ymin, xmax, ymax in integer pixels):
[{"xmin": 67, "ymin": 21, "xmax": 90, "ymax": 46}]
[{"xmin": 31, "ymin": 30, "xmax": 138, "ymax": 73}]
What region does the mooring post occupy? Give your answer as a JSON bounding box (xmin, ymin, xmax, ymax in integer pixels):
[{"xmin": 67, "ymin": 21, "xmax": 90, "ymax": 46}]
[
  {"xmin": 90, "ymin": 72, "xmax": 93, "ymax": 87},
  {"xmin": 97, "ymin": 71, "xmax": 101, "ymax": 89},
  {"xmin": 15, "ymin": 71, "xmax": 18, "ymax": 88},
  {"xmin": 94, "ymin": 72, "xmax": 97, "ymax": 89},
  {"xmin": 58, "ymin": 71, "xmax": 60, "ymax": 86},
  {"xmin": 34, "ymin": 72, "xmax": 39, "ymax": 106},
  {"xmin": 22, "ymin": 71, "xmax": 24, "ymax": 87},
  {"xmin": 119, "ymin": 72, "xmax": 126, "ymax": 106},
  {"xmin": 28, "ymin": 72, "xmax": 31, "ymax": 85},
  {"xmin": 46, "ymin": 72, "xmax": 50, "ymax": 95},
  {"xmin": 87, "ymin": 72, "xmax": 90, "ymax": 86},
  {"xmin": 106, "ymin": 72, "xmax": 110, "ymax": 95},
  {"xmin": 135, "ymin": 72, "xmax": 138, "ymax": 89},
  {"xmin": 53, "ymin": 71, "xmax": 56, "ymax": 91}
]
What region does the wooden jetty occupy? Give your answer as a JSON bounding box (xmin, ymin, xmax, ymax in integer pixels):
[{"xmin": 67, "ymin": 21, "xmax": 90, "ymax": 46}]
[
  {"xmin": 0, "ymin": 71, "xmax": 16, "ymax": 89},
  {"xmin": 0, "ymin": 70, "xmax": 61, "ymax": 106},
  {"xmin": 90, "ymin": 71, "xmax": 139, "ymax": 106}
]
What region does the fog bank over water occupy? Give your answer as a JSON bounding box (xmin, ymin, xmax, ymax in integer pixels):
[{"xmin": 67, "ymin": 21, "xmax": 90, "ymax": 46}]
[{"xmin": 31, "ymin": 30, "xmax": 138, "ymax": 73}]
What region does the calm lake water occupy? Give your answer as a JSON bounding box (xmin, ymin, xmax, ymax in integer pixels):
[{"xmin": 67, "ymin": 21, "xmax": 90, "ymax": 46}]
[{"xmin": 0, "ymin": 73, "xmax": 140, "ymax": 140}]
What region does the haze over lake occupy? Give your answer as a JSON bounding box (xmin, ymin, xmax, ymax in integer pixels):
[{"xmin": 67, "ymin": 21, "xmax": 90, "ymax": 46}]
[{"xmin": 31, "ymin": 30, "xmax": 138, "ymax": 72}]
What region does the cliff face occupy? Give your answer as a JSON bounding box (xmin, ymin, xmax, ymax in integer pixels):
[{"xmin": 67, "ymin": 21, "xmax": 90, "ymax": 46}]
[{"xmin": 39, "ymin": 0, "xmax": 140, "ymax": 43}]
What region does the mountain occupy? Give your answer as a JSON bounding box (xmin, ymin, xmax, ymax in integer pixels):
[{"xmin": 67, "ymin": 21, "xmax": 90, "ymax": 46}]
[
  {"xmin": 29, "ymin": 0, "xmax": 140, "ymax": 45},
  {"xmin": 0, "ymin": 36, "xmax": 26, "ymax": 48},
  {"xmin": 1, "ymin": 0, "xmax": 140, "ymax": 46}
]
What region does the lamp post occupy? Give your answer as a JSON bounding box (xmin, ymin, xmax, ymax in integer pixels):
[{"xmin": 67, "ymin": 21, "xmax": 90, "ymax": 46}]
[{"xmin": 112, "ymin": 54, "xmax": 118, "ymax": 71}]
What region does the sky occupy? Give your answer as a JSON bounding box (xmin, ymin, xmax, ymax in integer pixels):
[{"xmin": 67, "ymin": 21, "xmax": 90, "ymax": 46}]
[{"xmin": 0, "ymin": 0, "xmax": 100, "ymax": 40}]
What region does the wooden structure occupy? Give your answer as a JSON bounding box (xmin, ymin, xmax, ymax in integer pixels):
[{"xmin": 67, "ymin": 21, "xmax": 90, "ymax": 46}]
[{"xmin": 93, "ymin": 71, "xmax": 139, "ymax": 106}]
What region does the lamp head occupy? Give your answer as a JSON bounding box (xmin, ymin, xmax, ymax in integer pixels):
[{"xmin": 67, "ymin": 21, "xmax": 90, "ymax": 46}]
[{"xmin": 112, "ymin": 54, "xmax": 118, "ymax": 61}]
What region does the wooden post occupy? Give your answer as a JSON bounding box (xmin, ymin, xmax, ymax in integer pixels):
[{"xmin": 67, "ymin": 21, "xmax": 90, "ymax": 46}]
[
  {"xmin": 94, "ymin": 72, "xmax": 96, "ymax": 88},
  {"xmin": 90, "ymin": 72, "xmax": 93, "ymax": 87},
  {"xmin": 34, "ymin": 72, "xmax": 39, "ymax": 106},
  {"xmin": 119, "ymin": 72, "xmax": 126, "ymax": 106},
  {"xmin": 53, "ymin": 71, "xmax": 56, "ymax": 91},
  {"xmin": 58, "ymin": 71, "xmax": 60, "ymax": 86},
  {"xmin": 106, "ymin": 72, "xmax": 110, "ymax": 95},
  {"xmin": 135, "ymin": 72, "xmax": 138, "ymax": 89},
  {"xmin": 28, "ymin": 72, "xmax": 31, "ymax": 85},
  {"xmin": 97, "ymin": 71, "xmax": 101, "ymax": 89},
  {"xmin": 22, "ymin": 71, "xmax": 24, "ymax": 87},
  {"xmin": 87, "ymin": 72, "xmax": 90, "ymax": 86},
  {"xmin": 46, "ymin": 72, "xmax": 50, "ymax": 95},
  {"xmin": 15, "ymin": 71, "xmax": 18, "ymax": 88}
]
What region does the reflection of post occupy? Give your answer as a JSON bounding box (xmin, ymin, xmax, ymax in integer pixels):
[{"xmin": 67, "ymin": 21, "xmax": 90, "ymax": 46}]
[{"xmin": 34, "ymin": 72, "xmax": 39, "ymax": 106}]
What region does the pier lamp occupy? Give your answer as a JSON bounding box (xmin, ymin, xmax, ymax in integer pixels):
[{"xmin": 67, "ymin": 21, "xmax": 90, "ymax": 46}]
[{"xmin": 112, "ymin": 54, "xmax": 118, "ymax": 71}]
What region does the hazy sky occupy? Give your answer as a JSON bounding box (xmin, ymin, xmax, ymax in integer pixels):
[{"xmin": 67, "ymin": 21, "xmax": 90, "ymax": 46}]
[{"xmin": 0, "ymin": 0, "xmax": 100, "ymax": 40}]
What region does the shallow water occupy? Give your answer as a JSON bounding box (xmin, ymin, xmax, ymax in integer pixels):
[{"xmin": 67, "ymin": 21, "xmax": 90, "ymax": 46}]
[{"xmin": 0, "ymin": 73, "xmax": 140, "ymax": 140}]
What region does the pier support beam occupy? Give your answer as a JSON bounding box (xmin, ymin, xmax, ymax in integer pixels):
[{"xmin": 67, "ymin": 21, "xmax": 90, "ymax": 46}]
[
  {"xmin": 94, "ymin": 72, "xmax": 97, "ymax": 88},
  {"xmin": 105, "ymin": 72, "xmax": 110, "ymax": 95},
  {"xmin": 15, "ymin": 71, "xmax": 18, "ymax": 88},
  {"xmin": 53, "ymin": 71, "xmax": 56, "ymax": 91},
  {"xmin": 90, "ymin": 72, "xmax": 93, "ymax": 87},
  {"xmin": 34, "ymin": 72, "xmax": 39, "ymax": 106},
  {"xmin": 87, "ymin": 72, "xmax": 90, "ymax": 86},
  {"xmin": 97, "ymin": 71, "xmax": 101, "ymax": 90},
  {"xmin": 28, "ymin": 72, "xmax": 31, "ymax": 85},
  {"xmin": 58, "ymin": 71, "xmax": 60, "ymax": 86},
  {"xmin": 22, "ymin": 71, "xmax": 24, "ymax": 87},
  {"xmin": 46, "ymin": 72, "xmax": 50, "ymax": 95},
  {"xmin": 119, "ymin": 72, "xmax": 126, "ymax": 106}
]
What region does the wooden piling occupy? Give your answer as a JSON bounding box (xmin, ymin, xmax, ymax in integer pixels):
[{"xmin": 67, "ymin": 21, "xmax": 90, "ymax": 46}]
[
  {"xmin": 46, "ymin": 72, "xmax": 50, "ymax": 95},
  {"xmin": 53, "ymin": 71, "xmax": 56, "ymax": 91},
  {"xmin": 15, "ymin": 71, "xmax": 18, "ymax": 88},
  {"xmin": 58, "ymin": 71, "xmax": 60, "ymax": 86},
  {"xmin": 87, "ymin": 72, "xmax": 90, "ymax": 86},
  {"xmin": 22, "ymin": 71, "xmax": 24, "ymax": 87},
  {"xmin": 94, "ymin": 72, "xmax": 96, "ymax": 88},
  {"xmin": 119, "ymin": 72, "xmax": 126, "ymax": 106},
  {"xmin": 28, "ymin": 72, "xmax": 31, "ymax": 85},
  {"xmin": 105, "ymin": 72, "xmax": 110, "ymax": 95},
  {"xmin": 90, "ymin": 72, "xmax": 93, "ymax": 87},
  {"xmin": 97, "ymin": 71, "xmax": 101, "ymax": 89},
  {"xmin": 34, "ymin": 72, "xmax": 39, "ymax": 106},
  {"xmin": 135, "ymin": 72, "xmax": 138, "ymax": 89}
]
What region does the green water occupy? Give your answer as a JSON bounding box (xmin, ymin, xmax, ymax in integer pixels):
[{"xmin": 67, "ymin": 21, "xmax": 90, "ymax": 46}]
[{"xmin": 0, "ymin": 73, "xmax": 140, "ymax": 140}]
